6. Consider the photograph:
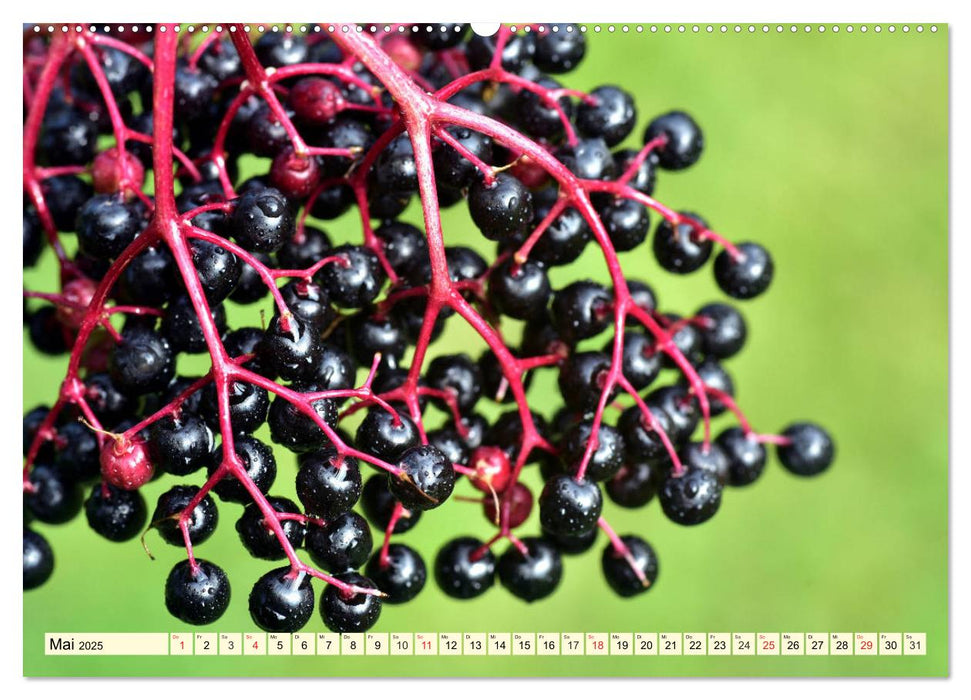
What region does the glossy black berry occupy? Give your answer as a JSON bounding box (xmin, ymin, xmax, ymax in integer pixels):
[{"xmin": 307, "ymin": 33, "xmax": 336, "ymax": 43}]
[
  {"xmin": 27, "ymin": 307, "xmax": 70, "ymax": 356},
  {"xmin": 305, "ymin": 511, "xmax": 372, "ymax": 573},
  {"xmin": 485, "ymin": 410, "xmax": 549, "ymax": 457},
  {"xmin": 577, "ymin": 85, "xmax": 636, "ymax": 146},
  {"xmin": 236, "ymin": 496, "xmax": 305, "ymax": 560},
  {"xmin": 159, "ymin": 376, "xmax": 206, "ymax": 416},
  {"xmin": 277, "ymin": 226, "xmax": 332, "ymax": 270},
  {"xmin": 716, "ymin": 427, "xmax": 767, "ymax": 486},
  {"xmin": 373, "ymin": 135, "xmax": 418, "ymax": 194},
  {"xmin": 434, "ymin": 126, "xmax": 493, "ymax": 189},
  {"xmin": 778, "ymin": 423, "xmax": 835, "ymax": 476},
  {"xmin": 516, "ymin": 76, "xmax": 574, "ymax": 140},
  {"xmin": 561, "ymin": 421, "xmax": 626, "ymax": 482},
  {"xmin": 599, "ymin": 198, "xmax": 650, "ymax": 252},
  {"xmin": 54, "ymin": 420, "xmax": 100, "ymax": 481},
  {"xmin": 161, "ymin": 295, "xmax": 228, "ymax": 355},
  {"xmin": 39, "ymin": 108, "xmax": 96, "ymax": 165},
  {"xmin": 198, "ymin": 39, "xmax": 241, "ymax": 81},
  {"xmin": 615, "ymin": 332, "xmax": 661, "ymax": 391},
  {"xmin": 696, "ymin": 303, "xmax": 747, "ymax": 359},
  {"xmin": 317, "ymin": 245, "xmax": 386, "ymax": 308},
  {"xmin": 230, "ymin": 252, "xmax": 272, "ymax": 305},
  {"xmin": 714, "ymin": 242, "xmax": 774, "ymax": 300},
  {"xmin": 320, "ymin": 572, "xmax": 382, "ymax": 633},
  {"xmin": 360, "ymin": 474, "xmax": 422, "ymax": 534},
  {"xmin": 551, "ymin": 280, "xmax": 612, "ymax": 345},
  {"xmin": 374, "ymin": 220, "xmax": 428, "ymax": 279},
  {"xmin": 435, "ymin": 536, "xmax": 496, "ymax": 599},
  {"xmin": 280, "ymin": 280, "xmax": 336, "ymax": 331},
  {"xmin": 347, "ymin": 312, "xmax": 405, "ymax": 369},
  {"xmin": 478, "ymin": 350, "xmax": 534, "ymax": 405},
  {"xmin": 296, "ymin": 449, "xmax": 362, "ymax": 520},
  {"xmin": 659, "ymin": 313, "xmax": 705, "ymax": 368},
  {"xmin": 426, "ymin": 353, "xmax": 483, "ymax": 414},
  {"xmin": 249, "ymin": 567, "xmax": 314, "ymax": 633},
  {"xmin": 24, "ymin": 464, "xmax": 83, "ymax": 525},
  {"xmin": 391, "ymin": 293, "xmax": 447, "ymax": 345},
  {"xmin": 149, "ymin": 415, "xmax": 213, "ymax": 477},
  {"xmin": 200, "ymin": 380, "xmax": 269, "ymax": 434},
  {"xmin": 557, "ymin": 138, "xmax": 616, "ymax": 182},
  {"xmin": 209, "ymin": 435, "xmax": 277, "ymax": 503},
  {"xmin": 659, "ymin": 467, "xmax": 722, "ymax": 525},
  {"xmin": 255, "ymin": 32, "xmax": 308, "ymax": 67},
  {"xmin": 602, "ymin": 535, "xmax": 658, "ymax": 597},
  {"xmin": 425, "ymin": 430, "xmax": 468, "ymax": 471},
  {"xmin": 84, "ymin": 483, "xmax": 147, "ymax": 542},
  {"xmin": 189, "ymin": 239, "xmax": 241, "ymax": 304},
  {"xmin": 356, "ymin": 409, "xmax": 420, "ymax": 464},
  {"xmin": 365, "ymin": 544, "xmax": 426, "ymax": 604},
  {"xmin": 618, "ymin": 405, "xmax": 672, "ymax": 462},
  {"xmin": 558, "ymin": 351, "xmax": 613, "ymax": 413},
  {"xmin": 76, "ymin": 195, "xmax": 146, "ymax": 260},
  {"xmin": 267, "ymin": 389, "xmax": 338, "ymax": 454},
  {"xmin": 40, "ymin": 175, "xmax": 91, "ymax": 232},
  {"xmin": 121, "ymin": 245, "xmax": 176, "ymax": 306},
  {"xmin": 109, "ymin": 328, "xmax": 175, "ymax": 396},
  {"xmin": 152, "ymin": 485, "xmax": 219, "ymax": 546},
  {"xmin": 607, "ymin": 460, "xmax": 664, "ymax": 508},
  {"xmin": 177, "ymin": 186, "xmax": 229, "ymax": 234},
  {"xmin": 539, "ymin": 474, "xmax": 603, "ymax": 537},
  {"xmin": 613, "ymin": 148, "xmax": 657, "ymax": 196},
  {"xmin": 534, "ymin": 24, "xmax": 586, "ymax": 73},
  {"xmin": 647, "ymin": 385, "xmax": 701, "ymax": 444},
  {"xmin": 258, "ymin": 315, "xmax": 321, "ymax": 382},
  {"xmin": 307, "ymin": 342, "xmax": 357, "ymax": 393},
  {"xmin": 653, "ymin": 213, "xmax": 712, "ymax": 274},
  {"xmin": 466, "ymin": 32, "xmax": 535, "ymax": 72},
  {"xmin": 686, "ymin": 359, "xmax": 735, "ymax": 416},
  {"xmin": 488, "ymin": 258, "xmax": 551, "ymax": 320},
  {"xmin": 468, "ymin": 173, "xmax": 533, "ymax": 241},
  {"xmin": 165, "ymin": 559, "xmax": 231, "ymax": 625},
  {"xmin": 222, "ymin": 327, "xmax": 273, "ymax": 377},
  {"xmin": 643, "ymin": 111, "xmax": 704, "ymax": 170},
  {"xmin": 318, "ymin": 116, "xmax": 374, "ymax": 176},
  {"xmin": 680, "ymin": 441, "xmax": 730, "ymax": 486},
  {"xmin": 368, "ymin": 184, "xmax": 411, "ymax": 219},
  {"xmin": 80, "ymin": 375, "xmax": 132, "ymax": 428},
  {"xmin": 497, "ymin": 537, "xmax": 563, "ymax": 602},
  {"xmin": 174, "ymin": 67, "xmax": 218, "ymax": 119},
  {"xmin": 459, "ymin": 414, "xmax": 488, "ymax": 451},
  {"xmin": 390, "ymin": 445, "xmax": 455, "ymax": 511},
  {"xmin": 24, "ymin": 529, "xmax": 54, "ymax": 590},
  {"xmin": 529, "ymin": 202, "xmax": 592, "ymax": 267}
]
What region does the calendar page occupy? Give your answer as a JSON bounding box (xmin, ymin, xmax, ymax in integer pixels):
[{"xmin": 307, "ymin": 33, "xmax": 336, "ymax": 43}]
[{"xmin": 21, "ymin": 21, "xmax": 948, "ymax": 678}]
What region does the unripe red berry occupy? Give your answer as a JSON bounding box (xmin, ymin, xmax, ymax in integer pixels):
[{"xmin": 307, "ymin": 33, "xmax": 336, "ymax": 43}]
[
  {"xmin": 57, "ymin": 277, "xmax": 98, "ymax": 330},
  {"xmin": 100, "ymin": 436, "xmax": 154, "ymax": 490},
  {"xmin": 91, "ymin": 147, "xmax": 145, "ymax": 194},
  {"xmin": 509, "ymin": 152, "xmax": 551, "ymax": 190},
  {"xmin": 470, "ymin": 445, "xmax": 512, "ymax": 494},
  {"xmin": 269, "ymin": 148, "xmax": 321, "ymax": 200},
  {"xmin": 289, "ymin": 77, "xmax": 344, "ymax": 125},
  {"xmin": 384, "ymin": 36, "xmax": 423, "ymax": 72},
  {"xmin": 483, "ymin": 482, "xmax": 533, "ymax": 528}
]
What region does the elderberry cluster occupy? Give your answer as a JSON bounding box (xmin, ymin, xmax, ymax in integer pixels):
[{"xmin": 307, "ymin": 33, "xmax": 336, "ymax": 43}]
[{"xmin": 23, "ymin": 23, "xmax": 834, "ymax": 634}]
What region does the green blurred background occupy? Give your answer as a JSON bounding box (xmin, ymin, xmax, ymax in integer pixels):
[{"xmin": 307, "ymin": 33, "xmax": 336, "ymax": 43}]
[{"xmin": 22, "ymin": 26, "xmax": 948, "ymax": 677}]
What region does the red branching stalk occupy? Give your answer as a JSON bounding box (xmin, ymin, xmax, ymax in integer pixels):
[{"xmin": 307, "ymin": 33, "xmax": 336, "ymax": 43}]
[{"xmin": 23, "ymin": 23, "xmax": 772, "ymax": 592}]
